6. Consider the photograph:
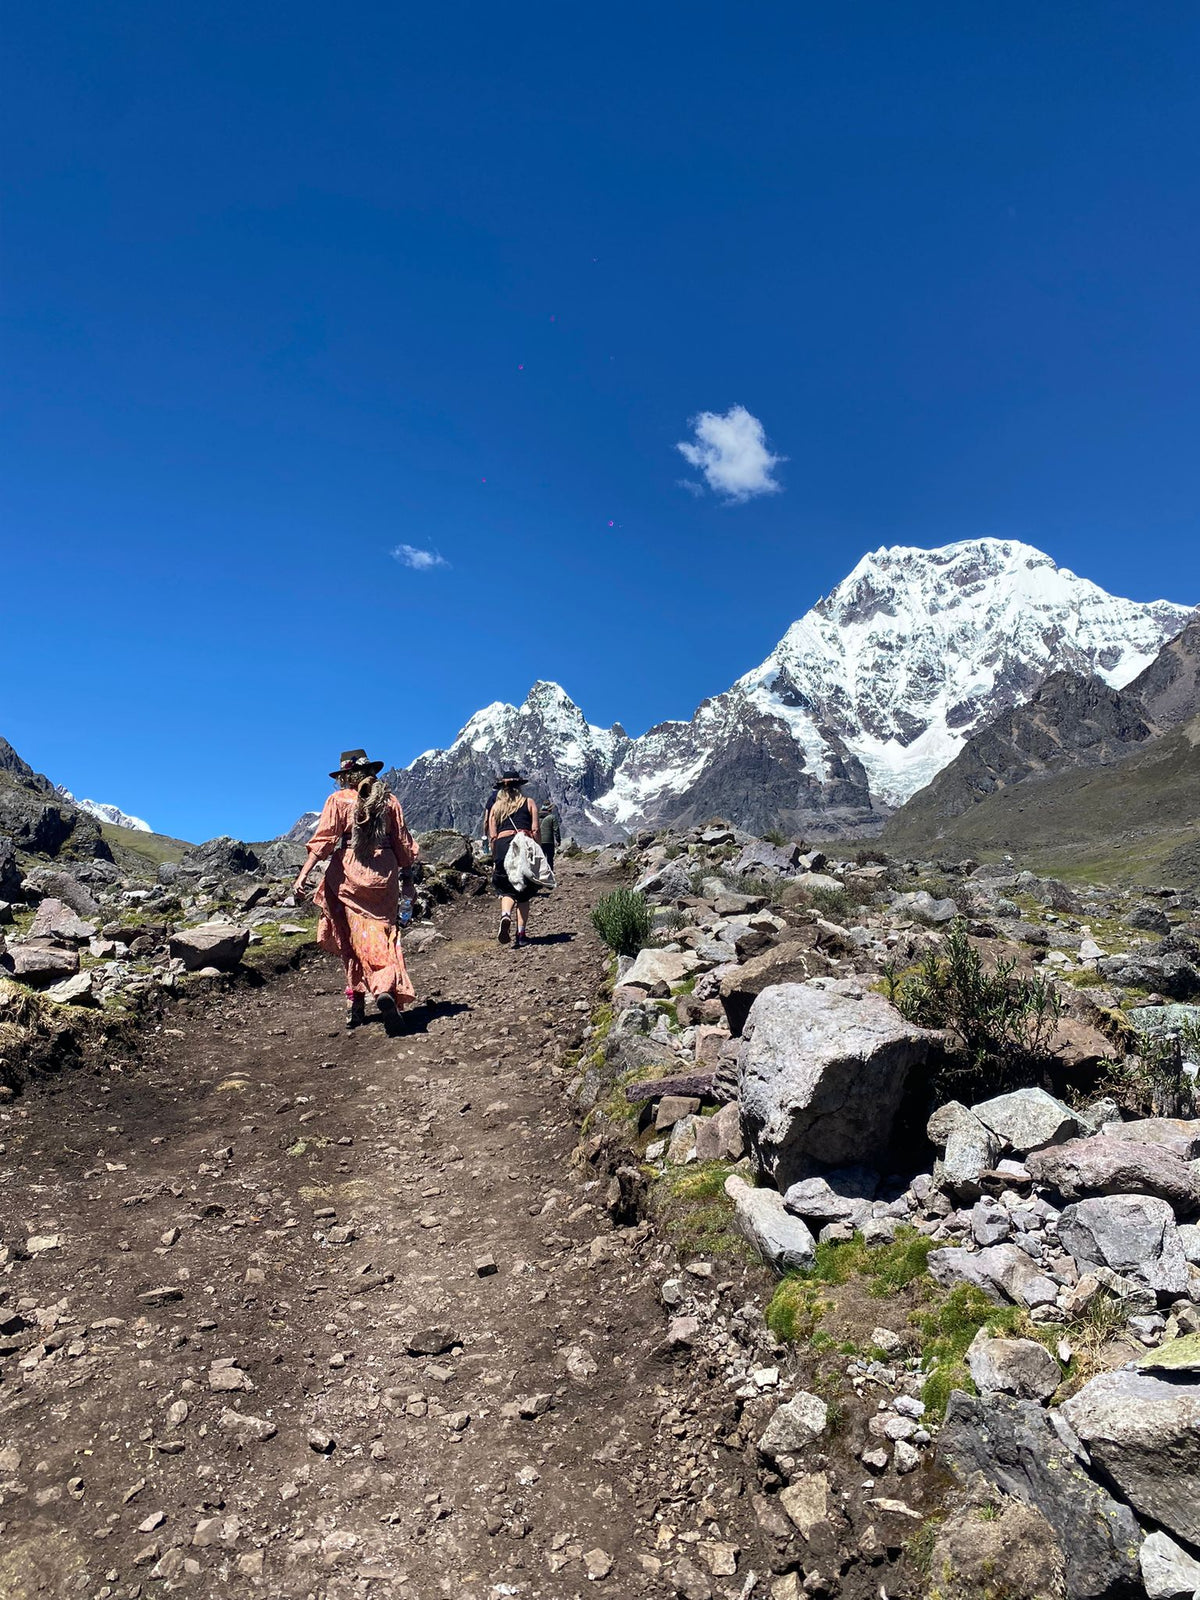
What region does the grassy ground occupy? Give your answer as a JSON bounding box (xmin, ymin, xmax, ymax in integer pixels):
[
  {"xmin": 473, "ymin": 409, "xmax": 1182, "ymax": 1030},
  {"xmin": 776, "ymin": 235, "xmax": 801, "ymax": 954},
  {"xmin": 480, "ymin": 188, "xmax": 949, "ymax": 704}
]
[{"xmin": 98, "ymin": 821, "xmax": 192, "ymax": 874}]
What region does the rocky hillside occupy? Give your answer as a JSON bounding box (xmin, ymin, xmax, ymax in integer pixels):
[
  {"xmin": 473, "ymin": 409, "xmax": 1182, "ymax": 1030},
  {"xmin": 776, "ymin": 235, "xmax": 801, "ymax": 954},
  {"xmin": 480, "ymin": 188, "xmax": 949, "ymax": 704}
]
[
  {"xmin": 576, "ymin": 821, "xmax": 1200, "ymax": 1599},
  {"xmin": 884, "ymin": 612, "xmax": 1200, "ymax": 878},
  {"xmin": 361, "ymin": 540, "xmax": 1190, "ymax": 843}
]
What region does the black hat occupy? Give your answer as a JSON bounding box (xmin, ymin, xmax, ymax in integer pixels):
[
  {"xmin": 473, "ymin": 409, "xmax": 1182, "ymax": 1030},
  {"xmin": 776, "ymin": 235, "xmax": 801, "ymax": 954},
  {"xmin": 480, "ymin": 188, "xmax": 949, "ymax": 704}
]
[
  {"xmin": 494, "ymin": 769, "xmax": 529, "ymax": 785},
  {"xmin": 330, "ymin": 748, "xmax": 385, "ymax": 780}
]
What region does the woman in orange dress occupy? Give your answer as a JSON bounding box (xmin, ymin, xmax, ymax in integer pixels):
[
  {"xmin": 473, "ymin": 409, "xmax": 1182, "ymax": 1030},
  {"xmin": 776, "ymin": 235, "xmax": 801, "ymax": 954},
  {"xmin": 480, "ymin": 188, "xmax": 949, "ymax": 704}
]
[{"xmin": 292, "ymin": 750, "xmax": 419, "ymax": 1028}]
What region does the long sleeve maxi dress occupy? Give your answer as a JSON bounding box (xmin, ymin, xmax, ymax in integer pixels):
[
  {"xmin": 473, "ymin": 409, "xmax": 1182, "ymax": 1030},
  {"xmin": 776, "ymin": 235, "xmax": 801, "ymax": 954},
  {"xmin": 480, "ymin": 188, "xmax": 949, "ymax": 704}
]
[{"xmin": 305, "ymin": 789, "xmax": 419, "ymax": 1006}]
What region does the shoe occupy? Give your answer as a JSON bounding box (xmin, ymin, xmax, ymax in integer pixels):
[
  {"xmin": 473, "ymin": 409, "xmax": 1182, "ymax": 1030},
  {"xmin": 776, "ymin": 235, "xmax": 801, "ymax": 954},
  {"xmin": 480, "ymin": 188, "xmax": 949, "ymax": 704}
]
[
  {"xmin": 376, "ymin": 994, "xmax": 397, "ymax": 1017},
  {"xmin": 498, "ymin": 914, "xmax": 512, "ymax": 945},
  {"xmin": 345, "ymin": 996, "xmax": 366, "ymax": 1029},
  {"xmin": 514, "ymin": 931, "xmax": 528, "ymax": 949}
]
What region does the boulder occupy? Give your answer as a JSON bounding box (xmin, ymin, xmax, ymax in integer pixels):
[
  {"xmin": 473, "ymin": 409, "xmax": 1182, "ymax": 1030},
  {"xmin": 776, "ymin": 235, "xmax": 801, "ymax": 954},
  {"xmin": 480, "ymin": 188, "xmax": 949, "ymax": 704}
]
[
  {"xmin": 928, "ymin": 1243, "xmax": 1058, "ymax": 1310},
  {"xmin": 781, "ymin": 871, "xmax": 844, "ymax": 899},
  {"xmin": 256, "ymin": 838, "xmax": 306, "ymax": 877},
  {"xmin": 23, "ymin": 869, "xmax": 100, "ymax": 918},
  {"xmin": 1134, "ymin": 1332, "xmax": 1200, "ymax": 1374},
  {"xmin": 415, "ymin": 830, "xmax": 474, "ymax": 872},
  {"xmin": 782, "ymin": 1170, "xmax": 876, "ymax": 1228},
  {"xmin": 1139, "ymin": 1532, "xmax": 1200, "ymax": 1600},
  {"xmin": 1097, "ymin": 952, "xmax": 1200, "ymax": 1001},
  {"xmin": 2, "ymin": 942, "xmax": 80, "ymax": 984},
  {"xmin": 891, "ymin": 889, "xmax": 959, "ymax": 924},
  {"xmin": 730, "ymin": 841, "xmax": 800, "ymax": 877},
  {"xmin": 169, "ymin": 923, "xmax": 251, "ymax": 974},
  {"xmin": 938, "ymin": 1390, "xmax": 1141, "ymax": 1600},
  {"xmin": 45, "ymin": 971, "xmax": 96, "ymax": 1006},
  {"xmin": 1062, "ymin": 1370, "xmax": 1200, "ymax": 1548},
  {"xmin": 27, "ymin": 898, "xmax": 97, "ymax": 944},
  {"xmin": 928, "ymin": 1101, "xmax": 1001, "ymax": 1200},
  {"xmin": 738, "ymin": 983, "xmax": 940, "ymax": 1187},
  {"xmin": 181, "ymin": 837, "xmax": 262, "ymax": 878},
  {"xmin": 724, "ymin": 1175, "xmax": 816, "ymax": 1270},
  {"xmin": 718, "ymin": 942, "xmax": 816, "ymax": 1037},
  {"xmin": 634, "ymin": 860, "xmax": 693, "ymax": 901},
  {"xmin": 970, "ymin": 1088, "xmax": 1081, "ymax": 1155},
  {"xmin": 621, "ymin": 948, "xmax": 699, "ymax": 993},
  {"xmin": 1027, "ymin": 1135, "xmax": 1200, "ymax": 1216},
  {"xmin": 1126, "ymin": 903, "xmax": 1172, "ymax": 936},
  {"xmin": 966, "ymin": 1330, "xmax": 1062, "ymax": 1401},
  {"xmin": 758, "ymin": 1391, "xmax": 828, "ymax": 1460},
  {"xmin": 0, "ymin": 837, "xmax": 21, "ymax": 903},
  {"xmin": 1059, "ymin": 1194, "xmax": 1191, "ymax": 1297},
  {"xmin": 1179, "ymin": 1224, "xmax": 1200, "ymax": 1266},
  {"xmin": 692, "ymin": 1102, "xmax": 744, "ymax": 1162},
  {"xmin": 1100, "ymin": 1117, "xmax": 1200, "ymax": 1162},
  {"xmin": 929, "ymin": 1498, "xmax": 1067, "ymax": 1600}
]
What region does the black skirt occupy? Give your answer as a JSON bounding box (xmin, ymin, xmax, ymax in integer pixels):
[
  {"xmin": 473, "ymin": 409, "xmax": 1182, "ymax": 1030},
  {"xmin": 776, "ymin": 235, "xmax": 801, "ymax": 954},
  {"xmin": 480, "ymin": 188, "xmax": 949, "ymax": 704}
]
[{"xmin": 491, "ymin": 835, "xmax": 535, "ymax": 903}]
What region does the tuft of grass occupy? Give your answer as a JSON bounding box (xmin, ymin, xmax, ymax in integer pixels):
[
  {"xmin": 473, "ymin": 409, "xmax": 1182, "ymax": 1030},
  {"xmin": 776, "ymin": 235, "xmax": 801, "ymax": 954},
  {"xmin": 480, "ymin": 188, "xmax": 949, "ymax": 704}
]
[
  {"xmin": 591, "ymin": 888, "xmax": 655, "ymax": 957},
  {"xmin": 652, "ymin": 1161, "xmax": 756, "ymax": 1263},
  {"xmin": 766, "ymin": 1230, "xmax": 935, "ymax": 1342},
  {"xmin": 913, "ymin": 1285, "xmax": 1025, "ymax": 1416}
]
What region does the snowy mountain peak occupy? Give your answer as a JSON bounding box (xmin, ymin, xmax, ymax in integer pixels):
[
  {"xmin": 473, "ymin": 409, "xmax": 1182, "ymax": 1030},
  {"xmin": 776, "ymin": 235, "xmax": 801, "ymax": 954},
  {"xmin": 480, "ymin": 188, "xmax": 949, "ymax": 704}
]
[
  {"xmin": 56, "ymin": 788, "xmax": 153, "ymax": 834},
  {"xmin": 379, "ymin": 540, "xmax": 1193, "ymax": 841},
  {"xmin": 741, "ymin": 539, "xmax": 1190, "ymax": 806}
]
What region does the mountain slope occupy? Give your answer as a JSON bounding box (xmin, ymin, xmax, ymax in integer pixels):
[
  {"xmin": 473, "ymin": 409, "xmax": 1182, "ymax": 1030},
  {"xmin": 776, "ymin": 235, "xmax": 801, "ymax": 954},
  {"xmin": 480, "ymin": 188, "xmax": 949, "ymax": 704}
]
[
  {"xmin": 56, "ymin": 788, "xmax": 153, "ymax": 833},
  {"xmin": 884, "ymin": 710, "xmax": 1200, "ymax": 887},
  {"xmin": 0, "ymin": 737, "xmax": 112, "ymax": 864},
  {"xmin": 881, "ymin": 671, "xmax": 1157, "ymax": 850},
  {"xmin": 1127, "ymin": 612, "xmax": 1200, "ymax": 729}
]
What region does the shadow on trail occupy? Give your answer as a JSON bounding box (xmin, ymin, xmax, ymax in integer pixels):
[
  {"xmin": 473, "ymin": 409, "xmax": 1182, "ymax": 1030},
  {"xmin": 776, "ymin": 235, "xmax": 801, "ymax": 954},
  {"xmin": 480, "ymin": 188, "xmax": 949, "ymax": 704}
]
[
  {"xmin": 525, "ymin": 931, "xmax": 576, "ymax": 945},
  {"xmin": 366, "ymin": 999, "xmax": 472, "ymax": 1037}
]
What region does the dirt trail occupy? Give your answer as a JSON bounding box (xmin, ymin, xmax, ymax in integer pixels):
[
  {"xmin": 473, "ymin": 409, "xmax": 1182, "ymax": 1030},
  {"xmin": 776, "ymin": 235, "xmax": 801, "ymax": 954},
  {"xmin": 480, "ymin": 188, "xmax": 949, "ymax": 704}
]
[{"xmin": 0, "ymin": 866, "xmax": 760, "ymax": 1600}]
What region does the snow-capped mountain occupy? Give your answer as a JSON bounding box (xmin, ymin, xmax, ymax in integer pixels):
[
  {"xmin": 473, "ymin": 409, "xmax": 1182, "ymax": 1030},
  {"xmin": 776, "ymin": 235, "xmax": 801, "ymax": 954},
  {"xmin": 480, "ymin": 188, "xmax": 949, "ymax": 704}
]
[
  {"xmin": 385, "ymin": 681, "xmax": 632, "ymax": 842},
  {"xmin": 315, "ymin": 540, "xmax": 1193, "ymax": 842},
  {"xmin": 56, "ymin": 788, "xmax": 153, "ymax": 834},
  {"xmin": 732, "ymin": 539, "xmax": 1190, "ymax": 808}
]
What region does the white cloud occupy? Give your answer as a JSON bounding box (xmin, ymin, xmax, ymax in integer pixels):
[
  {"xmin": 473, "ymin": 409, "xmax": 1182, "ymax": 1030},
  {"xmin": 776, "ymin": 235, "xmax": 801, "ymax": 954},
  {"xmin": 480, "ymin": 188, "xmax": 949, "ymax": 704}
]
[
  {"xmin": 676, "ymin": 404, "xmax": 783, "ymax": 502},
  {"xmin": 392, "ymin": 543, "xmax": 449, "ymax": 571}
]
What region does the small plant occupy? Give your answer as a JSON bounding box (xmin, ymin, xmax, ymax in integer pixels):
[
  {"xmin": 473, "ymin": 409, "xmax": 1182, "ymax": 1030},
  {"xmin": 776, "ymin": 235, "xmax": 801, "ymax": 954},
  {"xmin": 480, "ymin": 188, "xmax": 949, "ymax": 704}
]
[
  {"xmin": 1102, "ymin": 1028, "xmax": 1198, "ymax": 1118},
  {"xmin": 808, "ymin": 885, "xmax": 859, "ymax": 922},
  {"xmin": 884, "ymin": 921, "xmax": 1063, "ymax": 1087},
  {"xmin": 762, "ymin": 827, "xmax": 790, "ymax": 847},
  {"xmin": 590, "ymin": 888, "xmax": 655, "ymax": 956}
]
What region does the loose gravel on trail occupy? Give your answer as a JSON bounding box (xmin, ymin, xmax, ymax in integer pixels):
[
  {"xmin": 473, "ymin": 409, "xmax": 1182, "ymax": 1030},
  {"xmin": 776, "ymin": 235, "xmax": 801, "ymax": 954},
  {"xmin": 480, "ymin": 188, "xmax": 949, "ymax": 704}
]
[{"xmin": 0, "ymin": 866, "xmax": 760, "ymax": 1600}]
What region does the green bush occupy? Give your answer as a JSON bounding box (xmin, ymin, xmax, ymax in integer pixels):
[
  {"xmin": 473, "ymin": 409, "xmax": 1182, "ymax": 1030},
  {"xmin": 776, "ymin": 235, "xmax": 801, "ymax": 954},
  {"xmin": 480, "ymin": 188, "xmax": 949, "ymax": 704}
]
[
  {"xmin": 884, "ymin": 921, "xmax": 1063, "ymax": 1087},
  {"xmin": 590, "ymin": 888, "xmax": 655, "ymax": 957}
]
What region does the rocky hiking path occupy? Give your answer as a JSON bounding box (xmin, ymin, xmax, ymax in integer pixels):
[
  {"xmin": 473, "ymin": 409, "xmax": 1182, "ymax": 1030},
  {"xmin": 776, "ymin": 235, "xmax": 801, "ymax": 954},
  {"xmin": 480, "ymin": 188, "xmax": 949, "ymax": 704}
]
[{"xmin": 0, "ymin": 865, "xmax": 759, "ymax": 1600}]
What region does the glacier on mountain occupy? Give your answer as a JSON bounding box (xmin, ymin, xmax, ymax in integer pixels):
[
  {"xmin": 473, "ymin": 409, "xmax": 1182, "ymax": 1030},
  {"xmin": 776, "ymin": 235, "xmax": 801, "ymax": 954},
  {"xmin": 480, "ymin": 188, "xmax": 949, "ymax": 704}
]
[
  {"xmin": 56, "ymin": 788, "xmax": 153, "ymax": 834},
  {"xmin": 381, "ymin": 539, "xmax": 1192, "ymax": 840}
]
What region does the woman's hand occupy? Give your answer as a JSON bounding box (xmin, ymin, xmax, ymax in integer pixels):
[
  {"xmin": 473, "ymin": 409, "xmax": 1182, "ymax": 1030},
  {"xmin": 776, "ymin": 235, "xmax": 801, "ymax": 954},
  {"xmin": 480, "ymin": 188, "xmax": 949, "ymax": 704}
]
[{"xmin": 291, "ymin": 873, "xmax": 309, "ymax": 900}]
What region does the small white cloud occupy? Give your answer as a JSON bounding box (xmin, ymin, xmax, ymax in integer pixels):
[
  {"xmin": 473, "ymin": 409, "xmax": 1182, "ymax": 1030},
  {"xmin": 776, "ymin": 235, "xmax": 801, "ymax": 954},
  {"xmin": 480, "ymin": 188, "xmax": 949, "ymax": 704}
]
[
  {"xmin": 392, "ymin": 543, "xmax": 449, "ymax": 571},
  {"xmin": 677, "ymin": 404, "xmax": 783, "ymax": 502}
]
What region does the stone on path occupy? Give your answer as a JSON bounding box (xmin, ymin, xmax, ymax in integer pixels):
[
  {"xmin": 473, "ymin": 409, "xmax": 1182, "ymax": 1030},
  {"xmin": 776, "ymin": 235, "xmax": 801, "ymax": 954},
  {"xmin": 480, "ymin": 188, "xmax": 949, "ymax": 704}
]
[{"xmin": 169, "ymin": 923, "xmax": 251, "ymax": 973}]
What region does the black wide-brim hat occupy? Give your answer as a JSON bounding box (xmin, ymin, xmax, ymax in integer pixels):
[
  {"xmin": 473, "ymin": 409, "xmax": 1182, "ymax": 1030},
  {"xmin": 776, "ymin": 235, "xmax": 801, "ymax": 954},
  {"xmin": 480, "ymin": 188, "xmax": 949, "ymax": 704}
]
[
  {"xmin": 494, "ymin": 769, "xmax": 529, "ymax": 784},
  {"xmin": 330, "ymin": 748, "xmax": 385, "ymax": 779}
]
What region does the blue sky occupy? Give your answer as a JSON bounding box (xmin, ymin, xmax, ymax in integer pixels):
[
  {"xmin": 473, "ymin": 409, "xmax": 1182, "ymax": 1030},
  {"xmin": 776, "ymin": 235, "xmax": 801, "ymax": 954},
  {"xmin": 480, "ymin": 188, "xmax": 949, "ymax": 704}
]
[{"xmin": 4, "ymin": 2, "xmax": 1200, "ymax": 842}]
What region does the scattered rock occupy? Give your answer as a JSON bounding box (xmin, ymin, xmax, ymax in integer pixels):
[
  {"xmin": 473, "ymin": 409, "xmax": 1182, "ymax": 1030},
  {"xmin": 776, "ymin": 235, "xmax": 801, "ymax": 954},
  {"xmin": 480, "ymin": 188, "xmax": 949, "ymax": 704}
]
[
  {"xmin": 169, "ymin": 923, "xmax": 251, "ymax": 973},
  {"xmin": 966, "ymin": 1330, "xmax": 1062, "ymax": 1401},
  {"xmin": 970, "ymin": 1088, "xmax": 1081, "ymax": 1155},
  {"xmin": 724, "ymin": 1175, "xmax": 816, "ymax": 1270}
]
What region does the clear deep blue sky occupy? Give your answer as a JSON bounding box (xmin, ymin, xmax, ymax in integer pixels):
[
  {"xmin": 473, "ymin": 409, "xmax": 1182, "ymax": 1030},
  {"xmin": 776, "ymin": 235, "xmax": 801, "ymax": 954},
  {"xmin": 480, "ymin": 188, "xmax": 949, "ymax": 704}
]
[{"xmin": 4, "ymin": 2, "xmax": 1200, "ymax": 841}]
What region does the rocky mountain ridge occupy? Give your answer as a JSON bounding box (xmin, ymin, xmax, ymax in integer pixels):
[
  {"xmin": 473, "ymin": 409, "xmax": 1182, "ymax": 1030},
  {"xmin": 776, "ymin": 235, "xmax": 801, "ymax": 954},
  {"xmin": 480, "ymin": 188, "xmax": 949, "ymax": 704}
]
[
  {"xmin": 55, "ymin": 787, "xmax": 153, "ymax": 834},
  {"xmin": 885, "ymin": 607, "xmax": 1200, "ymax": 871},
  {"xmin": 372, "ymin": 540, "xmax": 1190, "ymax": 842}
]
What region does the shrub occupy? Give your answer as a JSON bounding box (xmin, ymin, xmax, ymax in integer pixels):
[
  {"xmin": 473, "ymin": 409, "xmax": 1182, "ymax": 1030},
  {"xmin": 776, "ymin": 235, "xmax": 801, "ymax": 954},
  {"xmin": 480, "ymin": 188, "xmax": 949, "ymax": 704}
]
[
  {"xmin": 1102, "ymin": 1025, "xmax": 1199, "ymax": 1118},
  {"xmin": 884, "ymin": 921, "xmax": 1063, "ymax": 1087},
  {"xmin": 590, "ymin": 888, "xmax": 655, "ymax": 956},
  {"xmin": 762, "ymin": 828, "xmax": 790, "ymax": 847}
]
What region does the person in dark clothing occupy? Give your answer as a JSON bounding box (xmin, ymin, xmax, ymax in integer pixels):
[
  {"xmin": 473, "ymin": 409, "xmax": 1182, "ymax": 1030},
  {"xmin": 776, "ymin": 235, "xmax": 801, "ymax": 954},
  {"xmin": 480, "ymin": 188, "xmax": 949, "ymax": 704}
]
[
  {"xmin": 487, "ymin": 771, "xmax": 541, "ymax": 948},
  {"xmin": 538, "ymin": 802, "xmax": 562, "ymax": 869}
]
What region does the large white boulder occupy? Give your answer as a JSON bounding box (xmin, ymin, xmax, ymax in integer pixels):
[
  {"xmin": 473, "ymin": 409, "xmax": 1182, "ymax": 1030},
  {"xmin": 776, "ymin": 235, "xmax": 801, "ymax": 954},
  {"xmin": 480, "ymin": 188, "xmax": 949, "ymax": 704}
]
[{"xmin": 738, "ymin": 982, "xmax": 940, "ymax": 1188}]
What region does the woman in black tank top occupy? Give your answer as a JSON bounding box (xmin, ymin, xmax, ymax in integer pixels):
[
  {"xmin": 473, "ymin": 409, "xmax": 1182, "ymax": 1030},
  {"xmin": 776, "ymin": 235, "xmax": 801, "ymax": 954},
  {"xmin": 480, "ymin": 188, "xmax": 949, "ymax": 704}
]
[{"xmin": 487, "ymin": 772, "xmax": 541, "ymax": 948}]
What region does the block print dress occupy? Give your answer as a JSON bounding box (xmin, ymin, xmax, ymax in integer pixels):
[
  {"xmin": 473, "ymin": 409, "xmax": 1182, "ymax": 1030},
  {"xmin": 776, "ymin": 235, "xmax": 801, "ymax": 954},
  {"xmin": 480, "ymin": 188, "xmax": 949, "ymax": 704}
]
[{"xmin": 305, "ymin": 789, "xmax": 418, "ymax": 1005}]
